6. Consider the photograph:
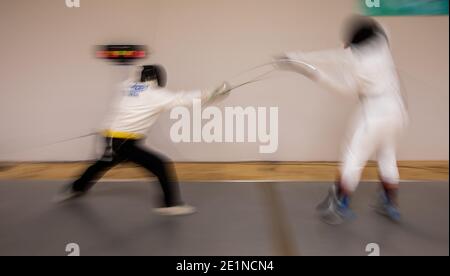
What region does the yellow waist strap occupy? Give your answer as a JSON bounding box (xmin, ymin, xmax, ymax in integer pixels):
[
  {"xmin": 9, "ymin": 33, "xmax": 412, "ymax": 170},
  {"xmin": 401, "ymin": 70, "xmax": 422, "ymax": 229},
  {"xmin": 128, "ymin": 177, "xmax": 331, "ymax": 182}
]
[{"xmin": 102, "ymin": 130, "xmax": 145, "ymax": 140}]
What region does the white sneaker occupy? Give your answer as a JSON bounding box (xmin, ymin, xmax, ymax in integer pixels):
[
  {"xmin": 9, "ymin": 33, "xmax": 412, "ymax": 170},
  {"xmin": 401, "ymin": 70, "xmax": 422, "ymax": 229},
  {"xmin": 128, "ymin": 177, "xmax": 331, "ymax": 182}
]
[{"xmin": 153, "ymin": 205, "xmax": 197, "ymax": 216}]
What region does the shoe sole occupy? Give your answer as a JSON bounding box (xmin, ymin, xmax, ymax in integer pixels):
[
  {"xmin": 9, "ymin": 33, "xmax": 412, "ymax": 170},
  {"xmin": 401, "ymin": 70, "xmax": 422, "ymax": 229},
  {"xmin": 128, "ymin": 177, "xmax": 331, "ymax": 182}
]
[{"xmin": 153, "ymin": 207, "xmax": 197, "ymax": 217}]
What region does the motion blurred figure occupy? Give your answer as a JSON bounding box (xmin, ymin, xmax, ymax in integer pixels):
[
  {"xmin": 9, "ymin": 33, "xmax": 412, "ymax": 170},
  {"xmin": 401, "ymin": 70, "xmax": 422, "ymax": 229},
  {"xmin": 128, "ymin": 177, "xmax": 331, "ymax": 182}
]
[
  {"xmin": 56, "ymin": 65, "xmax": 229, "ymax": 216},
  {"xmin": 276, "ymin": 16, "xmax": 408, "ymax": 224}
]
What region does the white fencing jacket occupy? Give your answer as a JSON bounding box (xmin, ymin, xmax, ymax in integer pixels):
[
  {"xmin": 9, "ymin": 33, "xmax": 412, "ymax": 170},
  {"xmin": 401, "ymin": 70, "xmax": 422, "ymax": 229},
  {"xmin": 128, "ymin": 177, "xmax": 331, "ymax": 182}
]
[
  {"xmin": 103, "ymin": 81, "xmax": 215, "ymax": 139},
  {"xmin": 286, "ymin": 36, "xmax": 409, "ymax": 128}
]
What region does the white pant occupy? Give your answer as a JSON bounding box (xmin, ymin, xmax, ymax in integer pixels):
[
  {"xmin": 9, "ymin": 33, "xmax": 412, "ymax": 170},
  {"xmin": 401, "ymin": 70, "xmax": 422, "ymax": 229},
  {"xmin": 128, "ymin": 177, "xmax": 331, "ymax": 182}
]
[{"xmin": 340, "ymin": 115, "xmax": 404, "ymax": 192}]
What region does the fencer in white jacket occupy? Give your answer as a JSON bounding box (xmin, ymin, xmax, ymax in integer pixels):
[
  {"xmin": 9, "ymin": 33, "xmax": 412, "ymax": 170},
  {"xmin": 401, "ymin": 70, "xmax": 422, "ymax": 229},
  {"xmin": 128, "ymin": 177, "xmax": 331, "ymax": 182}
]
[
  {"xmin": 278, "ymin": 16, "xmax": 408, "ymax": 224},
  {"xmin": 57, "ymin": 65, "xmax": 230, "ymax": 216}
]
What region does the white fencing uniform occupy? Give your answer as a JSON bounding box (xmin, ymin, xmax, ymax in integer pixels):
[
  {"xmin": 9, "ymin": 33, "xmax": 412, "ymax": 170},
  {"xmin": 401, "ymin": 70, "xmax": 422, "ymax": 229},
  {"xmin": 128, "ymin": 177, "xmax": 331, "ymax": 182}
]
[{"xmin": 286, "ymin": 37, "xmax": 408, "ymax": 192}]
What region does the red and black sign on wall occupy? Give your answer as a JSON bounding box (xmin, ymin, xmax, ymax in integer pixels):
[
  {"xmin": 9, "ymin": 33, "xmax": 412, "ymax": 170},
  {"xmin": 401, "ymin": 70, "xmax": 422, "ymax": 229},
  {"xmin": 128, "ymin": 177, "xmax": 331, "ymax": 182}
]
[{"xmin": 96, "ymin": 45, "xmax": 147, "ymax": 65}]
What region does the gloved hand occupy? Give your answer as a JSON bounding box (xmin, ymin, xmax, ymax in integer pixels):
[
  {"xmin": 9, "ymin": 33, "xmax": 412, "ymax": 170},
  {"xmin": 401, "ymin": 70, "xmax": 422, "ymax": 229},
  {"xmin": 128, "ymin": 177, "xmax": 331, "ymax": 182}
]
[
  {"xmin": 214, "ymin": 82, "xmax": 231, "ymax": 96},
  {"xmin": 273, "ymin": 52, "xmax": 318, "ymax": 80},
  {"xmin": 209, "ymin": 82, "xmax": 232, "ymax": 102},
  {"xmin": 272, "ymin": 53, "xmax": 291, "ymax": 71}
]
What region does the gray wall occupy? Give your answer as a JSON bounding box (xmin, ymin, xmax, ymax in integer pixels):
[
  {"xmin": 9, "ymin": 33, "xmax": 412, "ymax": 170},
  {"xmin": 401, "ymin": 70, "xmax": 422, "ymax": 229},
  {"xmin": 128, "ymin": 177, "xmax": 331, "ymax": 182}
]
[{"xmin": 0, "ymin": 0, "xmax": 448, "ymax": 162}]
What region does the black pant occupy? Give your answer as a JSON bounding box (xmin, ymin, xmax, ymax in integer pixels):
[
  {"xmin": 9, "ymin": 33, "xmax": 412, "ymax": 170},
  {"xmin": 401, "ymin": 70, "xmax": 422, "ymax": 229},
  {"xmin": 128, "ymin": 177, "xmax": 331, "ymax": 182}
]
[{"xmin": 72, "ymin": 138, "xmax": 182, "ymax": 207}]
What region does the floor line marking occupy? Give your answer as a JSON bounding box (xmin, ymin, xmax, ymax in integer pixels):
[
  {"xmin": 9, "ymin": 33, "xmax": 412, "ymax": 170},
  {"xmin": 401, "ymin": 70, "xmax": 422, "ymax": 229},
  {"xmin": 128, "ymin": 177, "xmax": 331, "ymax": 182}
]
[{"xmin": 260, "ymin": 182, "xmax": 300, "ymax": 256}]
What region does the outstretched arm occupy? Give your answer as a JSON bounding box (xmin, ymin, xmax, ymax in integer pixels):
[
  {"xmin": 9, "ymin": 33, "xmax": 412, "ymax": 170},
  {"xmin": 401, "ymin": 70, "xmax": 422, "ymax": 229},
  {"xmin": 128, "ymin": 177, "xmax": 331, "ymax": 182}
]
[
  {"xmin": 163, "ymin": 82, "xmax": 231, "ymax": 111},
  {"xmin": 314, "ymin": 68, "xmax": 358, "ymax": 97},
  {"xmin": 276, "ymin": 49, "xmax": 359, "ymax": 97}
]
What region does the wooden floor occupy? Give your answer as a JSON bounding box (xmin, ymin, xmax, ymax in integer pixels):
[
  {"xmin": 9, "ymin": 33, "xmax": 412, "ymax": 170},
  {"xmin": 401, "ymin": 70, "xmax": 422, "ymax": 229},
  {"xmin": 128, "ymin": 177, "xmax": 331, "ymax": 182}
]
[{"xmin": 0, "ymin": 161, "xmax": 448, "ymax": 181}]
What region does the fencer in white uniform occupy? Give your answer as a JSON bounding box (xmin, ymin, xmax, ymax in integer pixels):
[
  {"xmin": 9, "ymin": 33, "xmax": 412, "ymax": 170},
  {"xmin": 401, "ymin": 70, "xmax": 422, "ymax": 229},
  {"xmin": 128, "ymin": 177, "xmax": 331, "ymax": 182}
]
[{"xmin": 278, "ymin": 16, "xmax": 408, "ymax": 224}]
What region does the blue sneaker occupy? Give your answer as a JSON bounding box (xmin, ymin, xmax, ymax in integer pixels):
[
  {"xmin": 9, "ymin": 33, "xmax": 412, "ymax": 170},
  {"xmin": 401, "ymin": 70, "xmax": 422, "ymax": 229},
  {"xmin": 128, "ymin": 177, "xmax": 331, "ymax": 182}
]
[
  {"xmin": 373, "ymin": 191, "xmax": 401, "ymax": 222},
  {"xmin": 317, "ymin": 185, "xmax": 356, "ymax": 225}
]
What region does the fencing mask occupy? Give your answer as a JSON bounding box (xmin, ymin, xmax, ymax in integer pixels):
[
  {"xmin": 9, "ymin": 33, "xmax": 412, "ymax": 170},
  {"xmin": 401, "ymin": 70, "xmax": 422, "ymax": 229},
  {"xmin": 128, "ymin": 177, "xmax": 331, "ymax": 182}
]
[
  {"xmin": 343, "ymin": 15, "xmax": 387, "ymax": 49},
  {"xmin": 140, "ymin": 65, "xmax": 167, "ymax": 87}
]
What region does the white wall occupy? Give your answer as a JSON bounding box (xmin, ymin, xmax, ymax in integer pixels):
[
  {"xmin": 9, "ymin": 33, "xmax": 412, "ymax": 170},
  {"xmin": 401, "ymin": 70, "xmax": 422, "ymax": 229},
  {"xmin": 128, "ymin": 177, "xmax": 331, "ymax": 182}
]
[{"xmin": 0, "ymin": 0, "xmax": 448, "ymax": 162}]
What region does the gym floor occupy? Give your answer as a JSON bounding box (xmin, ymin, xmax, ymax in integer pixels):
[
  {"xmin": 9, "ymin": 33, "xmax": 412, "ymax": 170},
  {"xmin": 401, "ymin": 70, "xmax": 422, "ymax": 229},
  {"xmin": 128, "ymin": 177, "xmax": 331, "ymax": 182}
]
[{"xmin": 0, "ymin": 179, "xmax": 448, "ymax": 256}]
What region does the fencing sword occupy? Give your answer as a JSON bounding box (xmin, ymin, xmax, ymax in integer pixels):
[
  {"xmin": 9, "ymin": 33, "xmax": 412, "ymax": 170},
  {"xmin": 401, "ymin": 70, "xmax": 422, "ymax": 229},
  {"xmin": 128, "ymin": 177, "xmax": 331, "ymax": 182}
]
[{"xmin": 222, "ymin": 58, "xmax": 318, "ymax": 94}]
